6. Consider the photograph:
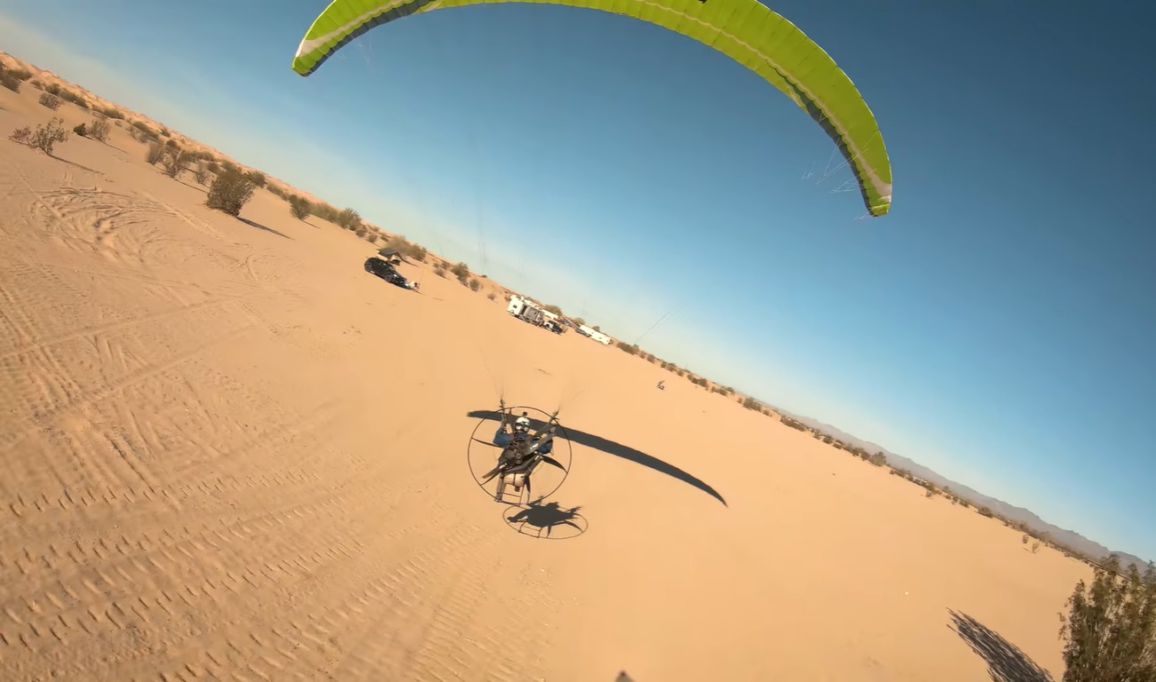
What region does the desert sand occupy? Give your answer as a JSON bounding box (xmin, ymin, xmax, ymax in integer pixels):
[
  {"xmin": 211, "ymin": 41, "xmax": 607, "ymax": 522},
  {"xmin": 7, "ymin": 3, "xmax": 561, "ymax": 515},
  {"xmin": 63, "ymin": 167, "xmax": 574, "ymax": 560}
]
[{"xmin": 0, "ymin": 81, "xmax": 1092, "ymax": 681}]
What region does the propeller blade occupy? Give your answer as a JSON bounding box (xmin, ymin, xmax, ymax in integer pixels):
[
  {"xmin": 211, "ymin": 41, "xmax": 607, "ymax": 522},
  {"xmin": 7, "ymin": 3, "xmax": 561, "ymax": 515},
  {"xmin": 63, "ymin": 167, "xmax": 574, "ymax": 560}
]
[{"xmin": 540, "ymin": 455, "xmax": 567, "ymax": 471}]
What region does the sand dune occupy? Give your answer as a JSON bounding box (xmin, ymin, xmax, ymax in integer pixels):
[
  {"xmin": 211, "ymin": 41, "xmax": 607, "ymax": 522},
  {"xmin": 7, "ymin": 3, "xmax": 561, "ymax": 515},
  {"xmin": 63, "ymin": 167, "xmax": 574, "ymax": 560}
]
[{"xmin": 0, "ymin": 83, "xmax": 1091, "ymax": 681}]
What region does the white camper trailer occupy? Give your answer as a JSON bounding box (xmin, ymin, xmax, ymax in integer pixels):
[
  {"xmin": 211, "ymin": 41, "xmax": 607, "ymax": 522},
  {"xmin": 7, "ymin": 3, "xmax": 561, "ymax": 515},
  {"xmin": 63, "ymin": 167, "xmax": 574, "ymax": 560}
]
[{"xmin": 577, "ymin": 325, "xmax": 612, "ymax": 345}]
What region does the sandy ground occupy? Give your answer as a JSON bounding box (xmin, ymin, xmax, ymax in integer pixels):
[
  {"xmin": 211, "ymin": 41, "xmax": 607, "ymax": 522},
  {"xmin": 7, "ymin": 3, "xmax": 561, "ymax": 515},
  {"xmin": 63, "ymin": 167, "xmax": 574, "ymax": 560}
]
[{"xmin": 0, "ymin": 84, "xmax": 1091, "ymax": 681}]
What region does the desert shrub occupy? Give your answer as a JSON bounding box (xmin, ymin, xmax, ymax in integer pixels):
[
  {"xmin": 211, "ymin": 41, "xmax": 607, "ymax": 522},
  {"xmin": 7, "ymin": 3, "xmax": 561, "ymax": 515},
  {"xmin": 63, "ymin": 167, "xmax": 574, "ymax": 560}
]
[
  {"xmin": 336, "ymin": 207, "xmax": 361, "ymax": 230},
  {"xmin": 0, "ymin": 70, "xmax": 20, "ymax": 93},
  {"xmin": 385, "ymin": 236, "xmax": 428, "ymax": 262},
  {"xmin": 616, "ymin": 341, "xmax": 640, "ymax": 355},
  {"xmin": 101, "ymin": 106, "xmax": 124, "ymax": 120},
  {"xmin": 52, "ymin": 88, "xmax": 88, "ymax": 109},
  {"xmin": 29, "ymin": 118, "xmax": 69, "ymax": 154},
  {"xmin": 468, "ymin": 278, "xmax": 481, "ymax": 292},
  {"xmin": 869, "ymin": 452, "xmax": 887, "ymax": 467},
  {"xmin": 543, "ymin": 304, "xmax": 563, "ymax": 316},
  {"xmin": 73, "ymin": 123, "xmax": 87, "ymax": 137},
  {"xmin": 87, "ymin": 118, "xmax": 110, "ymax": 142},
  {"xmin": 245, "ymin": 170, "xmax": 266, "ymax": 188},
  {"xmin": 206, "ymin": 170, "xmax": 255, "ymax": 217},
  {"xmin": 741, "ymin": 397, "xmax": 761, "ymax": 411},
  {"xmin": 194, "ymin": 161, "xmax": 209, "ymax": 185},
  {"xmin": 434, "ymin": 266, "xmax": 447, "ymax": 278},
  {"xmin": 0, "ymin": 64, "xmax": 31, "ymax": 91},
  {"xmin": 289, "ymin": 195, "xmax": 312, "ymax": 220},
  {"xmin": 161, "ymin": 146, "xmax": 189, "ymax": 178},
  {"xmin": 38, "ymin": 92, "xmax": 61, "ymax": 110},
  {"xmin": 146, "ymin": 141, "xmax": 165, "ymax": 165},
  {"xmin": 1032, "ymin": 542, "xmax": 1041, "ymax": 554},
  {"xmin": 9, "ymin": 126, "xmax": 31, "ymax": 144},
  {"xmin": 488, "ymin": 292, "xmax": 496, "ymax": 301},
  {"xmin": 977, "ymin": 506, "xmax": 994, "ymax": 518},
  {"xmin": 1060, "ymin": 555, "xmax": 1156, "ymax": 682},
  {"xmin": 131, "ymin": 120, "xmax": 155, "ymax": 137},
  {"xmin": 451, "ymin": 262, "xmax": 470, "ymax": 284}
]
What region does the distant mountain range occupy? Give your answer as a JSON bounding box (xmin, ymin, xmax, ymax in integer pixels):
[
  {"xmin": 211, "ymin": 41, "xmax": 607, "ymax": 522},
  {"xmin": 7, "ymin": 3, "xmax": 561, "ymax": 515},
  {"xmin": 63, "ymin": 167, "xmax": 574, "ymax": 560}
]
[{"xmin": 776, "ymin": 410, "xmax": 1151, "ymax": 571}]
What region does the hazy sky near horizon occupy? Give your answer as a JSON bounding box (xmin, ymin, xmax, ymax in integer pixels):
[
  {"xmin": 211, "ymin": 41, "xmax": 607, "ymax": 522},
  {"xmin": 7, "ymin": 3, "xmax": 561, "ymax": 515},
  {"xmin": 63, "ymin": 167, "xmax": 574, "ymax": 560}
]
[{"xmin": 3, "ymin": 2, "xmax": 1155, "ymax": 560}]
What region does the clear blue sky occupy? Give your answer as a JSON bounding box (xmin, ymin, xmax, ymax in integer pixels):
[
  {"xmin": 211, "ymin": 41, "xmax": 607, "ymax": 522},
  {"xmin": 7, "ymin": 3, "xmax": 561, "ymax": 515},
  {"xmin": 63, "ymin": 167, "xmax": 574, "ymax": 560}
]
[{"xmin": 3, "ymin": 2, "xmax": 1154, "ymax": 560}]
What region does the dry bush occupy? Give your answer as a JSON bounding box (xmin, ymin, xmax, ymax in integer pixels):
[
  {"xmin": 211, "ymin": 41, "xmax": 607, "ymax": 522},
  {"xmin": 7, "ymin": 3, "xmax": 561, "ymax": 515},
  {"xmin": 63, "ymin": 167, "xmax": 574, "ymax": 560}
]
[
  {"xmin": 0, "ymin": 69, "xmax": 21, "ymax": 93},
  {"xmin": 131, "ymin": 120, "xmax": 155, "ymax": 140},
  {"xmin": 616, "ymin": 341, "xmax": 640, "ymax": 355},
  {"xmin": 161, "ymin": 146, "xmax": 189, "ymax": 178},
  {"xmin": 488, "ymin": 292, "xmax": 496, "ymax": 301},
  {"xmin": 101, "ymin": 106, "xmax": 124, "ymax": 120},
  {"xmin": 146, "ymin": 141, "xmax": 165, "ymax": 165},
  {"xmin": 9, "ymin": 126, "xmax": 31, "ymax": 145},
  {"xmin": 206, "ymin": 171, "xmax": 255, "ymax": 217},
  {"xmin": 336, "ymin": 207, "xmax": 361, "ymax": 231},
  {"xmin": 87, "ymin": 118, "xmax": 110, "ymax": 142},
  {"xmin": 385, "ymin": 236, "xmax": 428, "ymax": 262},
  {"xmin": 434, "ymin": 266, "xmax": 447, "ymax": 278},
  {"xmin": 245, "ymin": 171, "xmax": 266, "ymax": 188},
  {"xmin": 451, "ymin": 262, "xmax": 470, "ymax": 284},
  {"xmin": 38, "ymin": 92, "xmax": 61, "ymax": 110},
  {"xmin": 194, "ymin": 162, "xmax": 209, "ymax": 185},
  {"xmin": 289, "ymin": 195, "xmax": 312, "ymax": 220},
  {"xmin": 30, "ymin": 118, "xmax": 69, "ymax": 155},
  {"xmin": 468, "ymin": 278, "xmax": 481, "ymax": 292},
  {"xmin": 73, "ymin": 123, "xmax": 87, "ymax": 137}
]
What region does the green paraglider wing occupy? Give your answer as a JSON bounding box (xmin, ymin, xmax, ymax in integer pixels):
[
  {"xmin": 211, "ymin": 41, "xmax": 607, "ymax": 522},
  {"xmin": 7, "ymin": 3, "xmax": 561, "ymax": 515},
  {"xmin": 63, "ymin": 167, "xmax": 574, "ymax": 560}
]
[{"xmin": 292, "ymin": 0, "xmax": 893, "ymax": 217}]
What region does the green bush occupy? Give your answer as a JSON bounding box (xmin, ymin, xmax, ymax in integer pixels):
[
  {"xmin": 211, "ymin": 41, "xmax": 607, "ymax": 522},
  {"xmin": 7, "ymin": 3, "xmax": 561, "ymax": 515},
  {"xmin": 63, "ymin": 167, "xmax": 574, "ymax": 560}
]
[
  {"xmin": 1060, "ymin": 555, "xmax": 1156, "ymax": 681},
  {"xmin": 206, "ymin": 171, "xmax": 255, "ymax": 217}
]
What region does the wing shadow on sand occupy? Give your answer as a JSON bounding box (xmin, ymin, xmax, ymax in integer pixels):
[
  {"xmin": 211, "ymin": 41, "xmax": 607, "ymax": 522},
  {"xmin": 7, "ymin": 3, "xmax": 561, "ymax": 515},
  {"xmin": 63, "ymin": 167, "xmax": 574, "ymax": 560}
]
[
  {"xmin": 467, "ymin": 410, "xmax": 727, "ymax": 507},
  {"xmin": 948, "ymin": 610, "xmax": 1054, "ymax": 682}
]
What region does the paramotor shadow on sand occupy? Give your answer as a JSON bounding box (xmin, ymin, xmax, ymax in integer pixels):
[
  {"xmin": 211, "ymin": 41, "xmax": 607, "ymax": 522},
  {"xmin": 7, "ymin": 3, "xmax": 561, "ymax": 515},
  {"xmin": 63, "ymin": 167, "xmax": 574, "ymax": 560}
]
[
  {"xmin": 467, "ymin": 410, "xmax": 727, "ymax": 507},
  {"xmin": 948, "ymin": 610, "xmax": 1054, "ymax": 682},
  {"xmin": 501, "ymin": 499, "xmax": 588, "ymax": 540}
]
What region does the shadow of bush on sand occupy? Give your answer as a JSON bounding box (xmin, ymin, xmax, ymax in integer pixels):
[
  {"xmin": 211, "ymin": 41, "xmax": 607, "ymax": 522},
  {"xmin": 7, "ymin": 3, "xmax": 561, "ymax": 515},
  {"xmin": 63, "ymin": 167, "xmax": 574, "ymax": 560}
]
[{"xmin": 949, "ymin": 610, "xmax": 1054, "ymax": 682}]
